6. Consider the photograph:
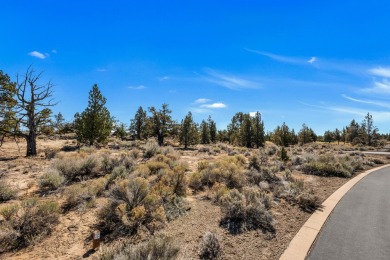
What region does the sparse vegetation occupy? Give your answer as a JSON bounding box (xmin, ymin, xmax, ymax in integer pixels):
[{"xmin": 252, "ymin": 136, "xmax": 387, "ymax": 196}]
[
  {"xmin": 0, "ymin": 199, "xmax": 59, "ymax": 252},
  {"xmin": 199, "ymin": 232, "xmax": 222, "ymax": 260},
  {"xmin": 0, "ymin": 181, "xmax": 17, "ymax": 202},
  {"xmin": 219, "ymin": 189, "xmax": 274, "ymax": 234},
  {"xmin": 95, "ymin": 235, "xmax": 180, "ymax": 260}
]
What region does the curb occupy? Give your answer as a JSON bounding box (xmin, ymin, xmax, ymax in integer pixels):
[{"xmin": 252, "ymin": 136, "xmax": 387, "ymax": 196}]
[{"xmin": 279, "ymin": 164, "xmax": 390, "ymax": 260}]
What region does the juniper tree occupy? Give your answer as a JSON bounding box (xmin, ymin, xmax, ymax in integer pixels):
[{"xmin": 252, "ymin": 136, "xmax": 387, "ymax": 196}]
[
  {"xmin": 180, "ymin": 111, "xmax": 198, "ymax": 148},
  {"xmin": 251, "ymin": 111, "xmax": 265, "ymax": 148},
  {"xmin": 361, "ymin": 112, "xmax": 378, "ymax": 146},
  {"xmin": 200, "ymin": 119, "xmax": 210, "ymax": 144},
  {"xmin": 0, "ymin": 68, "xmax": 55, "ymax": 156},
  {"xmin": 74, "ymin": 84, "xmax": 113, "ymax": 145},
  {"xmin": 130, "ymin": 106, "xmax": 147, "ymax": 140},
  {"xmin": 208, "ymin": 115, "xmax": 217, "ymax": 143},
  {"xmin": 148, "ymin": 103, "xmax": 173, "ymax": 146}
]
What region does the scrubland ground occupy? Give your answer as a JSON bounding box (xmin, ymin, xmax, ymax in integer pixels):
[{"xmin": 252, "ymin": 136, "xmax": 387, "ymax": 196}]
[{"xmin": 0, "ymin": 137, "xmax": 389, "ymax": 260}]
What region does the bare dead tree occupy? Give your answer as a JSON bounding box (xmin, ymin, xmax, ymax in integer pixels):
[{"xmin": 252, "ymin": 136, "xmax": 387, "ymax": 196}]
[{"xmin": 0, "ymin": 67, "xmax": 56, "ymax": 156}]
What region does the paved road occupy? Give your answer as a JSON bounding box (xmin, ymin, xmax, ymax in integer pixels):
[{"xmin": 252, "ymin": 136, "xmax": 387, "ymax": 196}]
[{"xmin": 308, "ymin": 166, "xmax": 390, "ymax": 260}]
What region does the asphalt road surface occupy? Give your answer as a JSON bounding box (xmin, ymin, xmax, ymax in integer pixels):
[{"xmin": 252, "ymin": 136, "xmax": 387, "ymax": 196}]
[{"xmin": 308, "ymin": 166, "xmax": 390, "ymax": 260}]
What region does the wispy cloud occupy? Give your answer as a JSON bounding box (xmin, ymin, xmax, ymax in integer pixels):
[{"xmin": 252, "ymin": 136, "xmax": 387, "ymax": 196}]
[
  {"xmin": 342, "ymin": 94, "xmax": 390, "ymax": 108},
  {"xmin": 204, "ymin": 69, "xmax": 261, "ymax": 90},
  {"xmin": 300, "ymin": 101, "xmax": 390, "ymax": 123},
  {"xmin": 52, "ymin": 50, "xmax": 57, "ymax": 54},
  {"xmin": 361, "ymin": 80, "xmax": 390, "ymax": 95},
  {"xmin": 96, "ymin": 68, "xmax": 108, "ymax": 72},
  {"xmin": 245, "ymin": 48, "xmax": 312, "ymax": 65},
  {"xmin": 128, "ymin": 85, "xmax": 146, "ymax": 90},
  {"xmin": 158, "ymin": 76, "xmax": 170, "ymax": 81},
  {"xmin": 308, "ymin": 57, "xmax": 317, "ymax": 64},
  {"xmin": 28, "ymin": 51, "xmax": 48, "ymax": 59},
  {"xmin": 200, "ymin": 102, "xmax": 227, "ymax": 109},
  {"xmin": 368, "ymin": 67, "xmax": 390, "ymax": 78},
  {"xmin": 194, "ymin": 98, "xmax": 211, "ymax": 104}
]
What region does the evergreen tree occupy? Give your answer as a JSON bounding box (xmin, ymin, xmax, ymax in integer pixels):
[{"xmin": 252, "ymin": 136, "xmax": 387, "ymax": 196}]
[
  {"xmin": 130, "ymin": 106, "xmax": 147, "ymax": 140},
  {"xmin": 334, "ymin": 128, "xmax": 341, "ymax": 144},
  {"xmin": 208, "ymin": 116, "xmax": 217, "ymax": 143},
  {"xmin": 346, "ymin": 119, "xmax": 359, "ymax": 143},
  {"xmin": 148, "ymin": 103, "xmax": 173, "ymax": 146},
  {"xmin": 298, "ymin": 124, "xmax": 316, "ymax": 145},
  {"xmin": 361, "ymin": 112, "xmax": 378, "ymax": 146},
  {"xmin": 54, "ymin": 112, "xmax": 65, "ymax": 133},
  {"xmin": 240, "ymin": 114, "xmax": 253, "ymax": 148},
  {"xmin": 323, "ymin": 130, "xmax": 334, "ymax": 143},
  {"xmin": 271, "ymin": 122, "xmax": 297, "ymax": 147},
  {"xmin": 199, "ymin": 120, "xmax": 210, "ymax": 144},
  {"xmin": 251, "ymin": 111, "xmax": 265, "ymax": 148},
  {"xmin": 74, "ymin": 84, "xmax": 113, "ymax": 145},
  {"xmin": 179, "ymin": 112, "xmax": 198, "ymax": 148}
]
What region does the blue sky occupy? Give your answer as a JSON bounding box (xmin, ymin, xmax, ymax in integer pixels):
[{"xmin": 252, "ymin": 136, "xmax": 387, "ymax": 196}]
[{"xmin": 1, "ymin": 1, "xmax": 390, "ymax": 134}]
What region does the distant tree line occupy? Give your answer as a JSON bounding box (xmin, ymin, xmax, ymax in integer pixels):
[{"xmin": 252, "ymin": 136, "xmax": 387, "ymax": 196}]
[{"xmin": 1, "ymin": 68, "xmax": 388, "ymax": 156}]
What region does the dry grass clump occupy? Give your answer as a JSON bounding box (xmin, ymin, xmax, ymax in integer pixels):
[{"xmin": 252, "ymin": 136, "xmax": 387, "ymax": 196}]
[
  {"xmin": 301, "ymin": 154, "xmax": 363, "ymax": 178},
  {"xmin": 219, "ymin": 189, "xmax": 274, "ymax": 234},
  {"xmin": 39, "ymin": 169, "xmax": 65, "ymax": 193},
  {"xmin": 0, "ymin": 181, "xmax": 17, "ymax": 202},
  {"xmin": 95, "ymin": 235, "xmax": 180, "ymax": 260},
  {"xmin": 199, "ymin": 232, "xmax": 222, "ymax": 260},
  {"xmin": 0, "ymin": 199, "xmax": 59, "ymax": 252}
]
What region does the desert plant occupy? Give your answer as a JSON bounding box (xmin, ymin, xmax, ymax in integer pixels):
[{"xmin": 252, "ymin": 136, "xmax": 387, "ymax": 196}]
[
  {"xmin": 0, "ymin": 199, "xmax": 59, "ymax": 252},
  {"xmin": 296, "ymin": 191, "xmax": 322, "ymax": 213},
  {"xmin": 44, "ymin": 148, "xmax": 58, "ymax": 159},
  {"xmin": 219, "ymin": 189, "xmax": 274, "ymax": 234},
  {"xmin": 199, "ymin": 232, "xmax": 222, "ymax": 260},
  {"xmin": 144, "ymin": 139, "xmax": 160, "ymax": 158},
  {"xmin": 98, "ymin": 178, "xmax": 166, "ymax": 237},
  {"xmin": 55, "ymin": 154, "xmax": 101, "ymax": 182},
  {"xmin": 95, "ymin": 235, "xmax": 179, "ymax": 260},
  {"xmin": 0, "ymin": 181, "xmax": 17, "ymax": 202},
  {"xmin": 39, "ymin": 169, "xmax": 65, "ymax": 192},
  {"xmin": 62, "ymin": 184, "xmax": 96, "ymax": 212}
]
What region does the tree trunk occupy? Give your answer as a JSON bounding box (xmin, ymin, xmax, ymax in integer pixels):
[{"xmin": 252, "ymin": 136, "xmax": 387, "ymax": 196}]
[{"xmin": 26, "ymin": 131, "xmax": 37, "ymax": 156}]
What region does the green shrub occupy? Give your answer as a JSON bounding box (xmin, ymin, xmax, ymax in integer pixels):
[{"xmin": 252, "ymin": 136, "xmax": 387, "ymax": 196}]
[
  {"xmin": 55, "ymin": 154, "xmax": 101, "ymax": 182},
  {"xmin": 62, "ymin": 184, "xmax": 96, "ymax": 212},
  {"xmin": 219, "ymin": 189, "xmax": 274, "ymax": 234},
  {"xmin": 98, "ymin": 178, "xmax": 166, "ymax": 238},
  {"xmin": 144, "ymin": 139, "xmax": 160, "ymax": 158},
  {"xmin": 0, "ymin": 199, "xmax": 59, "ymax": 252},
  {"xmin": 95, "ymin": 235, "xmax": 180, "ymax": 260},
  {"xmin": 39, "ymin": 169, "xmax": 65, "ymax": 192},
  {"xmin": 301, "ymin": 154, "xmax": 363, "ymax": 178},
  {"xmin": 0, "ymin": 181, "xmax": 17, "ymax": 202},
  {"xmin": 199, "ymin": 232, "xmax": 222, "ymax": 260},
  {"xmin": 297, "ymin": 191, "xmax": 322, "ymax": 213}
]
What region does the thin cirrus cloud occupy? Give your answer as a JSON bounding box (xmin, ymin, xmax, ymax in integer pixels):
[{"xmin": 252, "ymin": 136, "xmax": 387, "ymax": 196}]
[
  {"xmin": 28, "ymin": 51, "xmax": 49, "ymax": 59},
  {"xmin": 128, "ymin": 85, "xmax": 146, "ymax": 90},
  {"xmin": 300, "ymin": 101, "xmax": 390, "ymax": 123},
  {"xmin": 200, "ymin": 102, "xmax": 227, "ymax": 109},
  {"xmin": 342, "ymin": 94, "xmax": 390, "ymax": 108},
  {"xmin": 244, "ymin": 48, "xmax": 315, "ymax": 65},
  {"xmin": 203, "ymin": 69, "xmax": 261, "ymax": 90},
  {"xmin": 368, "ymin": 67, "xmax": 390, "ymax": 78},
  {"xmin": 361, "ymin": 80, "xmax": 390, "ymax": 95},
  {"xmin": 194, "ymin": 98, "xmax": 211, "ymax": 104}
]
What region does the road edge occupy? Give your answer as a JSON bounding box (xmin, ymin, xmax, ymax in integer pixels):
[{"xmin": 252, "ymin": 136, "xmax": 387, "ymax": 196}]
[{"xmin": 279, "ymin": 164, "xmax": 390, "ymax": 260}]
